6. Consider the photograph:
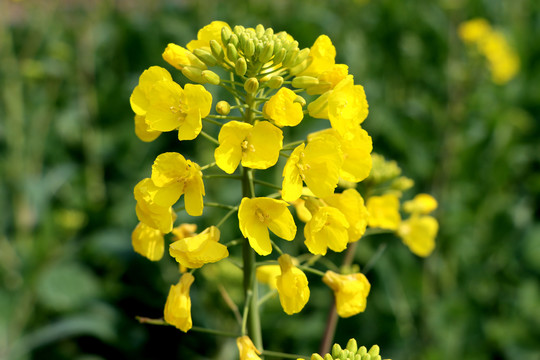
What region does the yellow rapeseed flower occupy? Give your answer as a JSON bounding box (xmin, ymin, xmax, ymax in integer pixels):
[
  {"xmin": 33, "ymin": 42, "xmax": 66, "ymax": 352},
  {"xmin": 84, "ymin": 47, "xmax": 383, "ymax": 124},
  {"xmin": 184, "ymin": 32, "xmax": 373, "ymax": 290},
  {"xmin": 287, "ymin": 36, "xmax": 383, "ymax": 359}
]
[
  {"xmin": 403, "ymin": 193, "xmax": 438, "ymax": 215},
  {"xmin": 151, "ymin": 152, "xmax": 205, "ymax": 216},
  {"xmin": 397, "ymin": 215, "xmax": 438, "ymax": 257},
  {"xmin": 262, "ymin": 87, "xmax": 304, "ymax": 127},
  {"xmin": 164, "ymin": 273, "xmax": 194, "ymax": 332},
  {"xmin": 256, "ymin": 264, "xmax": 281, "ymax": 290},
  {"xmin": 308, "ymin": 75, "xmax": 369, "ymax": 136},
  {"xmin": 304, "ymin": 207, "xmax": 349, "ymax": 255},
  {"xmin": 458, "ymin": 18, "xmax": 492, "ymax": 44},
  {"xmin": 187, "ymin": 21, "xmax": 231, "ymax": 52},
  {"xmin": 236, "ymin": 336, "xmax": 262, "ymax": 360},
  {"xmin": 322, "ymin": 271, "xmax": 371, "ymax": 318},
  {"xmin": 276, "ymin": 254, "xmax": 310, "ymax": 315},
  {"xmin": 300, "ymin": 35, "xmax": 336, "ymax": 78},
  {"xmin": 214, "ymin": 120, "xmax": 283, "ymax": 174},
  {"xmin": 282, "ymin": 135, "xmax": 343, "ymax": 202},
  {"xmin": 323, "ymin": 189, "xmax": 369, "ymax": 243},
  {"xmin": 309, "ymin": 126, "xmax": 372, "ymax": 182},
  {"xmin": 162, "ymin": 43, "xmax": 207, "ymax": 70},
  {"xmin": 238, "ymin": 197, "xmax": 297, "ymax": 256},
  {"xmin": 169, "ymin": 226, "xmax": 229, "ymax": 269},
  {"xmin": 134, "ymin": 178, "xmax": 175, "ymax": 234},
  {"xmin": 134, "ymin": 114, "xmax": 161, "ymax": 142},
  {"xmin": 131, "ymin": 222, "xmax": 165, "ymax": 261},
  {"xmin": 145, "ymin": 79, "xmax": 212, "ymax": 141},
  {"xmin": 130, "ymin": 66, "xmax": 172, "ymax": 116},
  {"xmin": 366, "ymin": 194, "xmax": 401, "ymax": 230}
]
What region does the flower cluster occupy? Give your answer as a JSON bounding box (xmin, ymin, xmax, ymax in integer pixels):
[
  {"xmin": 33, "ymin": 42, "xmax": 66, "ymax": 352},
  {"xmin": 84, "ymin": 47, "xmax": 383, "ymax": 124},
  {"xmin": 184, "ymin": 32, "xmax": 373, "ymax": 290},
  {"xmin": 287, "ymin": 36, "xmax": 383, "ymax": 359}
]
[
  {"xmin": 129, "ymin": 21, "xmax": 438, "ymax": 357},
  {"xmin": 458, "ymin": 18, "xmax": 520, "ymax": 84}
]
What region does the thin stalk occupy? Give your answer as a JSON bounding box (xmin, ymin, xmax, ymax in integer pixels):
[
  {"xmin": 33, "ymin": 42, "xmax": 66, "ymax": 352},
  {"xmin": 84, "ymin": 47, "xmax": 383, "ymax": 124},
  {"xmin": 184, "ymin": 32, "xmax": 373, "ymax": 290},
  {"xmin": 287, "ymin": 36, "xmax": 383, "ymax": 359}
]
[
  {"xmin": 203, "ymin": 174, "xmax": 243, "ymax": 180},
  {"xmin": 200, "ymin": 162, "xmax": 217, "ymax": 171},
  {"xmin": 202, "ymin": 117, "xmax": 225, "ymax": 127},
  {"xmin": 216, "ymin": 206, "xmax": 239, "ymax": 228},
  {"xmin": 297, "ymin": 265, "xmax": 325, "ymax": 277},
  {"xmin": 199, "ymin": 130, "xmax": 220, "ymax": 145},
  {"xmin": 261, "ymin": 350, "xmax": 308, "ymax": 359},
  {"xmin": 253, "ymin": 179, "xmax": 282, "ymax": 191},
  {"xmin": 257, "ymin": 289, "xmax": 277, "ymax": 307},
  {"xmin": 204, "ymin": 202, "xmax": 237, "ymax": 210}
]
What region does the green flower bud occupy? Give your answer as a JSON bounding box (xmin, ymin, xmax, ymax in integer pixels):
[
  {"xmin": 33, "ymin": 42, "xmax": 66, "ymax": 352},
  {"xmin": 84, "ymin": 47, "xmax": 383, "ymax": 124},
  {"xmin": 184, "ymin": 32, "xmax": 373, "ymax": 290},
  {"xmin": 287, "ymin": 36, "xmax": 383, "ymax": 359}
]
[
  {"xmin": 311, "ymin": 354, "xmax": 324, "ymax": 360},
  {"xmin": 283, "ymin": 48, "xmax": 299, "ymax": 67},
  {"xmin": 244, "ymin": 77, "xmax": 259, "ymax": 94},
  {"xmin": 357, "ymin": 347, "xmax": 367, "ymax": 356},
  {"xmin": 181, "ymin": 66, "xmax": 205, "ymax": 83},
  {"xmin": 193, "ymin": 48, "xmax": 218, "ymax": 66},
  {"xmin": 273, "ymin": 39, "xmax": 283, "ymax": 55},
  {"xmin": 267, "ymin": 76, "xmax": 284, "ymax": 89},
  {"xmin": 235, "ymin": 58, "xmax": 247, "ymax": 76},
  {"xmin": 289, "ymin": 57, "xmax": 312, "ymax": 76},
  {"xmin": 221, "ymin": 26, "xmax": 232, "ymax": 45},
  {"xmin": 324, "ymin": 355, "xmax": 333, "ymax": 360},
  {"xmin": 273, "ymin": 48, "xmax": 287, "ymax": 65},
  {"xmin": 254, "ymin": 40, "xmax": 264, "ymax": 60},
  {"xmin": 368, "ymin": 345, "xmax": 379, "ymax": 357},
  {"xmin": 292, "ymin": 76, "xmax": 320, "ymax": 88},
  {"xmin": 332, "ymin": 344, "xmax": 342, "ymax": 359},
  {"xmin": 293, "ymin": 48, "xmax": 311, "ymax": 67},
  {"xmin": 233, "ymin": 25, "xmax": 245, "ymax": 37},
  {"xmin": 229, "ymin": 33, "xmax": 239, "ymax": 47},
  {"xmin": 202, "ymin": 70, "xmax": 220, "ymax": 85},
  {"xmin": 259, "ymin": 41, "xmax": 275, "ymax": 64},
  {"xmin": 264, "ymin": 27, "xmax": 274, "ymax": 38},
  {"xmin": 294, "ymin": 95, "xmax": 306, "ymax": 106},
  {"xmin": 340, "ymin": 349, "xmax": 349, "ymax": 360},
  {"xmin": 354, "ymin": 355, "xmax": 362, "ymax": 360},
  {"xmin": 244, "ymin": 39, "xmax": 255, "ymax": 58},
  {"xmin": 226, "ymin": 43, "xmax": 238, "ymax": 63},
  {"xmin": 346, "ymin": 339, "xmax": 358, "ymax": 355},
  {"xmin": 256, "ymin": 24, "xmax": 265, "ymax": 38},
  {"xmin": 216, "ymin": 100, "xmax": 231, "ymax": 115},
  {"xmin": 361, "ymin": 355, "xmax": 371, "ymax": 360},
  {"xmin": 239, "ymin": 32, "xmax": 250, "ymax": 51},
  {"xmin": 210, "ymin": 39, "xmax": 224, "ymax": 60},
  {"xmin": 391, "ymin": 176, "xmax": 414, "ymax": 191}
]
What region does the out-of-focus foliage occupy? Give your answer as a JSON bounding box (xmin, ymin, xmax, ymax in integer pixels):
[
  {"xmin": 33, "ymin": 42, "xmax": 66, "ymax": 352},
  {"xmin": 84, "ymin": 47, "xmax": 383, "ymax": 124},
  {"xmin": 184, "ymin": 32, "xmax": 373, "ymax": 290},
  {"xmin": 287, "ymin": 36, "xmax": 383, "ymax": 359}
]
[{"xmin": 0, "ymin": 0, "xmax": 538, "ymax": 359}]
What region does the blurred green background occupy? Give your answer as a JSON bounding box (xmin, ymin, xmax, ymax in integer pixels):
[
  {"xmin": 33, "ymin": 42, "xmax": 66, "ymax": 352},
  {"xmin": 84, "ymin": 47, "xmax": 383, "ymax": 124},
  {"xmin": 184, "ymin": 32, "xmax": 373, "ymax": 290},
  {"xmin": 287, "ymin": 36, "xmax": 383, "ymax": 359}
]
[{"xmin": 1, "ymin": 0, "xmax": 539, "ymax": 359}]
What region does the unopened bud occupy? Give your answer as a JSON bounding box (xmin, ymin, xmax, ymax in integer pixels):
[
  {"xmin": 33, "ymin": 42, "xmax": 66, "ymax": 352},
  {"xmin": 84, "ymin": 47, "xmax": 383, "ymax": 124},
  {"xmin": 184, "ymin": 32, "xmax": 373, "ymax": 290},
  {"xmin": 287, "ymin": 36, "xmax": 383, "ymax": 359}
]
[
  {"xmin": 244, "ymin": 39, "xmax": 255, "ymax": 58},
  {"xmin": 235, "ymin": 58, "xmax": 247, "ymax": 76},
  {"xmin": 340, "ymin": 349, "xmax": 349, "ymax": 360},
  {"xmin": 181, "ymin": 66, "xmax": 205, "ymax": 83},
  {"xmin": 229, "ymin": 33, "xmax": 239, "ymax": 47},
  {"xmin": 292, "ymin": 76, "xmax": 319, "ymax": 88},
  {"xmin": 354, "ymin": 355, "xmax": 362, "ymax": 360},
  {"xmin": 226, "ymin": 43, "xmax": 238, "ymax": 62},
  {"xmin": 264, "ymin": 28, "xmax": 274, "ymax": 38},
  {"xmin": 289, "ymin": 57, "xmax": 313, "ymax": 76},
  {"xmin": 293, "ymin": 48, "xmax": 310, "ymax": 67},
  {"xmin": 244, "ymin": 77, "xmax": 259, "ymax": 94},
  {"xmin": 273, "ymin": 39, "xmax": 283, "ymax": 55},
  {"xmin": 294, "ymin": 95, "xmax": 306, "ymax": 106},
  {"xmin": 267, "ymin": 76, "xmax": 284, "ymax": 89},
  {"xmin": 216, "ymin": 101, "xmax": 231, "ymax": 115},
  {"xmin": 193, "ymin": 48, "xmax": 218, "ymax": 66},
  {"xmin": 283, "ymin": 48, "xmax": 299, "ymax": 67},
  {"xmin": 391, "ymin": 176, "xmax": 414, "ymax": 191},
  {"xmin": 368, "ymin": 345, "xmax": 379, "ymax": 357},
  {"xmin": 202, "ymin": 70, "xmax": 220, "ymax": 85},
  {"xmin": 210, "ymin": 40, "xmax": 224, "ymax": 60},
  {"xmin": 273, "ymin": 48, "xmax": 287, "ymax": 64},
  {"xmin": 239, "ymin": 32, "xmax": 250, "ymax": 51},
  {"xmin": 259, "ymin": 41, "xmax": 275, "ymax": 64},
  {"xmin": 255, "ymin": 24, "xmax": 265, "ymax": 38},
  {"xmin": 346, "ymin": 339, "xmax": 358, "ymax": 354},
  {"xmin": 358, "ymin": 347, "xmax": 367, "ymax": 356},
  {"xmin": 324, "ymin": 355, "xmax": 333, "ymax": 360},
  {"xmin": 332, "ymin": 344, "xmax": 343, "ymax": 359},
  {"xmin": 221, "ymin": 26, "xmax": 232, "ymax": 45},
  {"xmin": 233, "ymin": 25, "xmax": 245, "ymax": 37},
  {"xmin": 361, "ymin": 355, "xmax": 371, "ymax": 360}
]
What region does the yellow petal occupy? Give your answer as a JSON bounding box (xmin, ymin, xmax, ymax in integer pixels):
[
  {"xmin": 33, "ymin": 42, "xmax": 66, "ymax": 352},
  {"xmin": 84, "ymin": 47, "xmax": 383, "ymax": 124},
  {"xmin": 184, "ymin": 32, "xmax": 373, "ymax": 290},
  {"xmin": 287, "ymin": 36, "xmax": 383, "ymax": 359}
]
[
  {"xmin": 366, "ymin": 194, "xmax": 401, "ymax": 230},
  {"xmin": 397, "ymin": 215, "xmax": 438, "ymax": 257},
  {"xmin": 169, "ymin": 226, "xmax": 228, "ymax": 268},
  {"xmin": 134, "ymin": 114, "xmax": 161, "ymax": 142},
  {"xmin": 263, "ymin": 88, "xmax": 303, "ymax": 127},
  {"xmin": 215, "ymin": 121, "xmax": 252, "ymax": 174},
  {"xmin": 164, "ymin": 273, "xmax": 194, "ymax": 332},
  {"xmin": 242, "ymin": 121, "xmax": 283, "ymax": 170},
  {"xmin": 130, "ymin": 66, "xmax": 172, "ymax": 116},
  {"xmin": 131, "ymin": 222, "xmax": 164, "ymax": 261}
]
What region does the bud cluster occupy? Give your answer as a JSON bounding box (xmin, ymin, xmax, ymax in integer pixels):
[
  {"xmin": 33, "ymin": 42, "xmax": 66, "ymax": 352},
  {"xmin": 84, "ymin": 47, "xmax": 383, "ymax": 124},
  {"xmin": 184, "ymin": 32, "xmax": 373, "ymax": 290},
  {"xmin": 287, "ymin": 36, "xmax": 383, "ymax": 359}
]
[{"xmin": 310, "ymin": 339, "xmax": 389, "ymax": 360}]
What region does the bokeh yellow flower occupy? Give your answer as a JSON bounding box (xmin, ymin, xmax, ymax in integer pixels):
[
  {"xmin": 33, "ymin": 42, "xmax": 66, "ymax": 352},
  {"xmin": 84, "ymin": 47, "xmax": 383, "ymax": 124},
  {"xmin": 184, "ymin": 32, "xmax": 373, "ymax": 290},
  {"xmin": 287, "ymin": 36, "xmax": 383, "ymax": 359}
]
[
  {"xmin": 366, "ymin": 194, "xmax": 401, "ymax": 230},
  {"xmin": 164, "ymin": 273, "xmax": 194, "ymax": 332},
  {"xmin": 276, "ymin": 254, "xmax": 310, "ymax": 314},
  {"xmin": 397, "ymin": 215, "xmax": 438, "ymax": 257},
  {"xmin": 322, "ymin": 271, "xmax": 371, "ymax": 318}
]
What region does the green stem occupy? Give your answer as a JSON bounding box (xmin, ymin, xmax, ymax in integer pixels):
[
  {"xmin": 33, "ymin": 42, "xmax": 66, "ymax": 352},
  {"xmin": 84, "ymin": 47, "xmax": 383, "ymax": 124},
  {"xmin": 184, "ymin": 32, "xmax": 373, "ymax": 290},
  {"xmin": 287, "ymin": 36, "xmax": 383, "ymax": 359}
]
[
  {"xmin": 298, "ymin": 265, "xmax": 325, "ymax": 277},
  {"xmin": 203, "ymin": 174, "xmax": 243, "ymax": 180},
  {"xmin": 200, "ymin": 162, "xmax": 217, "ymax": 171},
  {"xmin": 136, "ymin": 317, "xmax": 238, "ymax": 337},
  {"xmin": 257, "ymin": 289, "xmax": 278, "ymax": 307},
  {"xmin": 204, "ymin": 202, "xmax": 237, "ymax": 210},
  {"xmin": 199, "ymin": 130, "xmax": 220, "ymax": 145},
  {"xmin": 261, "ymin": 350, "xmax": 309, "ymax": 359},
  {"xmin": 216, "ymin": 206, "xmax": 239, "ymax": 228},
  {"xmin": 253, "ymin": 179, "xmax": 282, "ymax": 191},
  {"xmin": 202, "ymin": 117, "xmax": 225, "ymax": 127},
  {"xmin": 363, "ymin": 243, "xmax": 388, "ymax": 274}
]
